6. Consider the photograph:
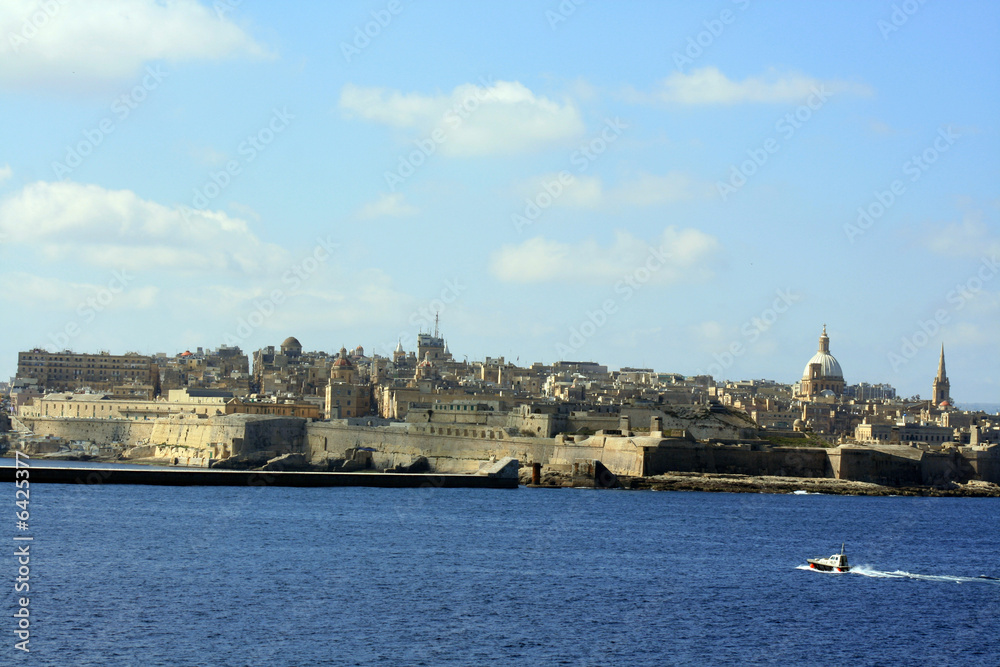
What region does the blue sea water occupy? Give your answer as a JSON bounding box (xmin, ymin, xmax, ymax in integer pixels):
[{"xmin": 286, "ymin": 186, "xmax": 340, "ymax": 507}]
[{"xmin": 4, "ymin": 479, "xmax": 999, "ymax": 666}]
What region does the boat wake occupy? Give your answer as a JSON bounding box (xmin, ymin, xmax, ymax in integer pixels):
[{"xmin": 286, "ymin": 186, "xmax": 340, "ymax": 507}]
[{"xmin": 798, "ymin": 564, "xmax": 1000, "ymax": 584}]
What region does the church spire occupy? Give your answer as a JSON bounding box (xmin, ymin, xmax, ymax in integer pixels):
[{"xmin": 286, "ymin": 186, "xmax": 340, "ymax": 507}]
[
  {"xmin": 932, "ymin": 343, "xmax": 951, "ymax": 406},
  {"xmin": 818, "ymin": 324, "xmax": 830, "ymax": 354},
  {"xmin": 935, "ymin": 344, "xmax": 947, "ymax": 380}
]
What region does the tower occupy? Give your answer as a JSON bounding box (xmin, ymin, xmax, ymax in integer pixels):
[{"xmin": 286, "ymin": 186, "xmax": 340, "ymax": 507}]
[{"xmin": 932, "ymin": 344, "xmax": 950, "ymax": 406}]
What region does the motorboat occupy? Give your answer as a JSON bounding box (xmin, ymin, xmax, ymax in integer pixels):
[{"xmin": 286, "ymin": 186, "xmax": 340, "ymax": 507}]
[{"xmin": 807, "ymin": 544, "xmax": 850, "ymax": 572}]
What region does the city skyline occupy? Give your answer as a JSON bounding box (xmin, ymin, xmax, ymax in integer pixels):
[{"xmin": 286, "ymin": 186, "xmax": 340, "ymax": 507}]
[{"xmin": 0, "ymin": 1, "xmax": 998, "ymax": 401}]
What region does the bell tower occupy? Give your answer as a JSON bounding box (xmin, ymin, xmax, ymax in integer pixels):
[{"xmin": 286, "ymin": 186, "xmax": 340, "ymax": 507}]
[{"xmin": 932, "ymin": 344, "xmax": 950, "ymax": 406}]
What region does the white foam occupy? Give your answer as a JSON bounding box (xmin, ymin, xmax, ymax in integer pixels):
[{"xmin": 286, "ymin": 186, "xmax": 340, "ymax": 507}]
[{"xmin": 846, "ymin": 565, "xmax": 1000, "ymax": 584}]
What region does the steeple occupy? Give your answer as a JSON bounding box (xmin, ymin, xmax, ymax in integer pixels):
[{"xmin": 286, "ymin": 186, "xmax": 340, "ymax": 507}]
[
  {"xmin": 932, "ymin": 343, "xmax": 950, "ymax": 406},
  {"xmin": 935, "ymin": 344, "xmax": 947, "ymax": 380}
]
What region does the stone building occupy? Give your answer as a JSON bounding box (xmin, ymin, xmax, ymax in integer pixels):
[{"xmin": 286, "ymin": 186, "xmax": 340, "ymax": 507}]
[
  {"xmin": 16, "ymin": 349, "xmax": 161, "ymax": 396},
  {"xmin": 324, "ymin": 347, "xmax": 371, "ymax": 418}
]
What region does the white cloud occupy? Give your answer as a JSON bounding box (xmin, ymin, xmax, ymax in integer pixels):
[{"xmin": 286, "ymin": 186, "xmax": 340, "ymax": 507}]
[
  {"xmin": 628, "ymin": 67, "xmax": 872, "ymax": 105},
  {"xmin": 0, "ymin": 0, "xmax": 272, "ymax": 91},
  {"xmin": 2, "ymin": 271, "xmax": 159, "ymax": 310},
  {"xmin": 339, "ymin": 80, "xmax": 585, "ymax": 156},
  {"xmin": 490, "ymin": 227, "xmax": 719, "ymax": 285},
  {"xmin": 357, "ymin": 193, "xmax": 418, "ymax": 220},
  {"xmin": 516, "ymin": 172, "xmax": 603, "ymax": 209},
  {"xmin": 921, "ymin": 211, "xmax": 1000, "ymax": 260},
  {"xmin": 0, "ymin": 180, "xmax": 288, "ymax": 274},
  {"xmin": 517, "ymin": 171, "xmax": 711, "ymax": 210},
  {"xmin": 0, "ymin": 164, "xmax": 11, "ymax": 183},
  {"xmin": 609, "ymin": 171, "xmax": 713, "ymax": 206}
]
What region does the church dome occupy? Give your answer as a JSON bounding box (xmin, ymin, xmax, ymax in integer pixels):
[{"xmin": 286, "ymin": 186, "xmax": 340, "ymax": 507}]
[
  {"xmin": 280, "ymin": 337, "xmax": 302, "ymax": 350},
  {"xmin": 801, "ymin": 325, "xmax": 843, "ymax": 380},
  {"xmin": 333, "ymin": 346, "xmax": 352, "ymax": 368},
  {"xmin": 802, "ymin": 352, "xmax": 843, "ymax": 380}
]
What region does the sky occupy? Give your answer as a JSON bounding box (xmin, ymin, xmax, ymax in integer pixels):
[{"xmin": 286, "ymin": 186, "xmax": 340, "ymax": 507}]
[{"xmin": 0, "ymin": 0, "xmax": 997, "ymax": 403}]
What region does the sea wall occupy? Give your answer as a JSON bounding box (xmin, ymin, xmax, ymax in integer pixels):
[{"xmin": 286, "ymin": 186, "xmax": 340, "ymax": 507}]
[
  {"xmin": 148, "ymin": 414, "xmax": 306, "ymax": 457},
  {"xmin": 828, "ymin": 445, "xmax": 994, "ymax": 485},
  {"xmin": 307, "ymin": 420, "xmax": 555, "ymax": 473},
  {"xmin": 641, "ymin": 441, "xmax": 830, "ymax": 478},
  {"xmin": 20, "ymin": 417, "xmax": 155, "ymax": 446},
  {"xmin": 963, "ymin": 446, "xmax": 1000, "ymax": 483},
  {"xmin": 21, "ymin": 414, "xmax": 306, "ymax": 464}
]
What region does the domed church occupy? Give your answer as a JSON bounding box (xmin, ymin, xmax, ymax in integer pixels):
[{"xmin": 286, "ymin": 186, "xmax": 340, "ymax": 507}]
[{"xmin": 798, "ymin": 325, "xmax": 845, "ymax": 399}]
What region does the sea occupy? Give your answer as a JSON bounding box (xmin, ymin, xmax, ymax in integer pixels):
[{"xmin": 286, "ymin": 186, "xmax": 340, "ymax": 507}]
[{"xmin": 3, "ymin": 461, "xmax": 999, "ymax": 666}]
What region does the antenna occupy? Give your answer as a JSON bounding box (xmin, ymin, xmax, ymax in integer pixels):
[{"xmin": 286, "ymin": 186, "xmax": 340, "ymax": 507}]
[{"xmin": 434, "ymin": 311, "xmax": 439, "ymax": 339}]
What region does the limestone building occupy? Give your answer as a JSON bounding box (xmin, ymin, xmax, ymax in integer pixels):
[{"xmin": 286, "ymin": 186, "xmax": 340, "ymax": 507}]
[
  {"xmin": 324, "ymin": 346, "xmax": 371, "ymax": 418},
  {"xmin": 16, "ymin": 349, "xmax": 161, "ymax": 396}
]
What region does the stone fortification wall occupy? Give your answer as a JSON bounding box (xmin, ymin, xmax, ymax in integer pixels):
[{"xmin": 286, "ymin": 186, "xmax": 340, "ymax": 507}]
[
  {"xmin": 961, "ymin": 446, "xmax": 1000, "ymax": 484},
  {"xmin": 641, "ymin": 441, "xmax": 830, "ymax": 478},
  {"xmin": 22, "ymin": 414, "xmax": 305, "ymax": 464},
  {"xmin": 147, "ymin": 414, "xmax": 305, "ymax": 457},
  {"xmin": 550, "ymin": 435, "xmax": 648, "ymax": 477},
  {"xmin": 307, "ymin": 420, "xmax": 555, "ymax": 473},
  {"xmin": 828, "ymin": 445, "xmax": 990, "ymax": 486},
  {"xmin": 20, "ymin": 417, "xmax": 155, "ymax": 446}
]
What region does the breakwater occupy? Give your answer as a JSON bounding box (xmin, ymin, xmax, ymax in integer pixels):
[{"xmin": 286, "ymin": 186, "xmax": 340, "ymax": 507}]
[{"xmin": 0, "ymin": 465, "xmax": 518, "ymax": 489}]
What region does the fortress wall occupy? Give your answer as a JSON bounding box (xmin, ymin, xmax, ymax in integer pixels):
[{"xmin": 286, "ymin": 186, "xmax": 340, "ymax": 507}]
[
  {"xmin": 641, "ymin": 442, "xmax": 830, "ymax": 478},
  {"xmin": 23, "ymin": 415, "xmax": 304, "ymax": 463},
  {"xmin": 21, "ymin": 417, "xmax": 155, "ymax": 446},
  {"xmin": 962, "ymin": 446, "xmax": 1000, "ymax": 484},
  {"xmin": 550, "ymin": 436, "xmax": 645, "ymax": 477},
  {"xmin": 236, "ymin": 418, "xmax": 306, "ymax": 455},
  {"xmin": 307, "ymin": 421, "xmax": 555, "ymax": 473},
  {"xmin": 834, "ymin": 447, "xmax": 923, "ymax": 486}
]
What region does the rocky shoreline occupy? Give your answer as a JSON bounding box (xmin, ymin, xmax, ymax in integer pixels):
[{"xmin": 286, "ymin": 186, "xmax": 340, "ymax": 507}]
[{"xmin": 523, "ymin": 469, "xmax": 1000, "ymax": 497}]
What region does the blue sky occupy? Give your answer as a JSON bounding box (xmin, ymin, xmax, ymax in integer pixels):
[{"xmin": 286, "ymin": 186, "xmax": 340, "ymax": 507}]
[{"xmin": 0, "ymin": 0, "xmax": 997, "ymax": 402}]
